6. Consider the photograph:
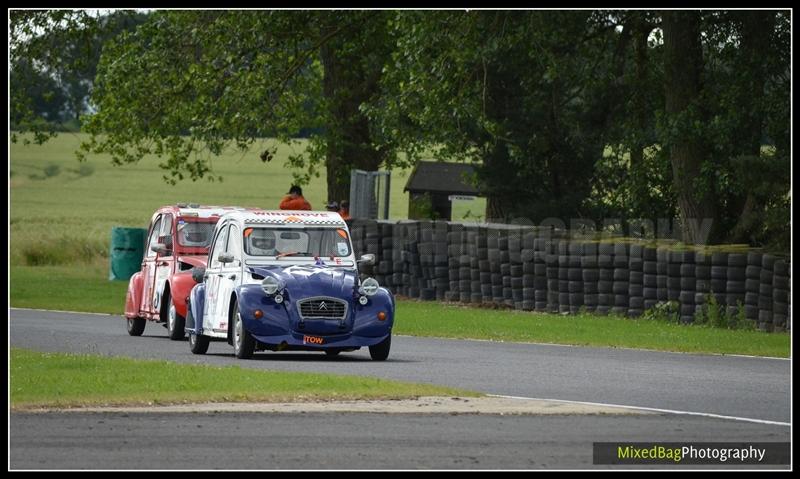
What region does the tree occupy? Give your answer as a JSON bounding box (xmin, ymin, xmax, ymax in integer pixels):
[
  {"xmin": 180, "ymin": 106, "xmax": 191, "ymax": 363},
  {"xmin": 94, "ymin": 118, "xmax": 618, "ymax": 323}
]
[
  {"xmin": 700, "ymin": 11, "xmax": 789, "ymax": 248},
  {"xmin": 581, "ymin": 11, "xmax": 676, "ymax": 227},
  {"xmin": 76, "ymin": 10, "xmax": 394, "ymax": 199},
  {"xmin": 371, "ymin": 11, "xmax": 618, "ymax": 223},
  {"xmin": 10, "ymin": 10, "xmax": 99, "ymax": 143},
  {"xmin": 10, "ymin": 10, "xmax": 147, "ymax": 138},
  {"xmin": 316, "ymin": 12, "xmax": 393, "ymax": 201},
  {"xmin": 659, "ymin": 10, "xmax": 789, "ymax": 246},
  {"xmin": 661, "ymin": 11, "xmax": 719, "ymax": 244},
  {"xmin": 12, "ymin": 10, "xmax": 394, "ymax": 201},
  {"xmin": 10, "ymin": 57, "xmax": 69, "ymax": 127}
]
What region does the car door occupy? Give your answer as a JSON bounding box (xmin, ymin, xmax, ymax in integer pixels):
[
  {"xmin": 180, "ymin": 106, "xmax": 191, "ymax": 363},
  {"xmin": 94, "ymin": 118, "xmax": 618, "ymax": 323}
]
[
  {"xmin": 203, "ymin": 224, "xmax": 228, "ymax": 332},
  {"xmin": 212, "ymin": 224, "xmax": 242, "ymax": 334},
  {"xmin": 141, "ymin": 215, "xmax": 163, "ymax": 315},
  {"xmin": 153, "ymin": 213, "xmax": 175, "ymax": 315}
]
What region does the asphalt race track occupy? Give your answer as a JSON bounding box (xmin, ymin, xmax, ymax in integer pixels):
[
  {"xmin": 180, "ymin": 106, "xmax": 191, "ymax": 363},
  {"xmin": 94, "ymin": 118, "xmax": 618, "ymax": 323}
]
[{"xmin": 9, "ymin": 309, "xmax": 791, "ymax": 469}]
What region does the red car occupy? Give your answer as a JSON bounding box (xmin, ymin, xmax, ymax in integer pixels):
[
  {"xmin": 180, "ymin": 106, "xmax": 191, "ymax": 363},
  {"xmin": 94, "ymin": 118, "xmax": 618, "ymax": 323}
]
[{"xmin": 124, "ymin": 204, "xmax": 243, "ymax": 339}]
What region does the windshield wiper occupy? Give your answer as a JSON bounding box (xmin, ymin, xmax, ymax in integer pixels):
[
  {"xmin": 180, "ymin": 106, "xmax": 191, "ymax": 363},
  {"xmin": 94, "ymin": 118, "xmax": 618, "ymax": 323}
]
[{"xmin": 276, "ymin": 251, "xmax": 306, "ymax": 259}]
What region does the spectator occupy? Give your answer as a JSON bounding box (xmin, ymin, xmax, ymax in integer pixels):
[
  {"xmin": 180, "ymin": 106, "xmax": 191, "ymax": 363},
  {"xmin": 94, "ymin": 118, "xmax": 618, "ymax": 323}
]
[
  {"xmin": 279, "ymin": 185, "xmax": 311, "ymax": 210},
  {"xmin": 339, "ymin": 200, "xmax": 351, "ymax": 220},
  {"xmin": 325, "ymin": 201, "xmax": 339, "ymax": 212}
]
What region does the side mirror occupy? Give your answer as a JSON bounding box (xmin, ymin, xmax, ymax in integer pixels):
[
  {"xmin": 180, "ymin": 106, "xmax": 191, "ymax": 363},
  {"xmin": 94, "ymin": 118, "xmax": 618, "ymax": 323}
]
[
  {"xmin": 191, "ymin": 267, "xmax": 206, "ymax": 283},
  {"xmin": 218, "ymin": 252, "xmax": 235, "ymax": 264},
  {"xmin": 357, "ymin": 254, "xmax": 375, "ymax": 266},
  {"xmin": 158, "ymin": 235, "xmax": 173, "ymax": 248},
  {"xmin": 151, "ymin": 243, "xmax": 169, "ymax": 255}
]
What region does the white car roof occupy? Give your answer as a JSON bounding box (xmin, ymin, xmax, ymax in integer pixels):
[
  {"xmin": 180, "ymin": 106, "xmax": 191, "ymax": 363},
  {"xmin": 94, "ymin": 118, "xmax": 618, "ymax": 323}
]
[
  {"xmin": 176, "ymin": 206, "xmax": 245, "ymax": 219},
  {"xmin": 223, "ymin": 209, "xmax": 347, "ymax": 227}
]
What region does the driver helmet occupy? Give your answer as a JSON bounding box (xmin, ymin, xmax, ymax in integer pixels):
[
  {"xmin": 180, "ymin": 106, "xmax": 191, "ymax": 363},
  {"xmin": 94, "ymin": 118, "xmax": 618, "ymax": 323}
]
[
  {"xmin": 251, "ymin": 229, "xmax": 276, "ymax": 253},
  {"xmin": 181, "ymin": 223, "xmax": 208, "ymax": 246}
]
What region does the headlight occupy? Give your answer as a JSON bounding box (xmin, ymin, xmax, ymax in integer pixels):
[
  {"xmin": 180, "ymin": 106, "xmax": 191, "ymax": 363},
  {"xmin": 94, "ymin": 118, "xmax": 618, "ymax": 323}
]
[
  {"xmin": 262, "ymin": 276, "xmax": 281, "ymax": 295},
  {"xmin": 360, "ymin": 277, "xmax": 379, "ymax": 296}
]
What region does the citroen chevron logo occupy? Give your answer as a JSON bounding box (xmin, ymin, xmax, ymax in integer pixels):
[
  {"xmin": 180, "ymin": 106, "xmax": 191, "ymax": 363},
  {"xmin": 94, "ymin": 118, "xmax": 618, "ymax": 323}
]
[{"xmin": 318, "ymin": 301, "xmax": 327, "ymax": 310}]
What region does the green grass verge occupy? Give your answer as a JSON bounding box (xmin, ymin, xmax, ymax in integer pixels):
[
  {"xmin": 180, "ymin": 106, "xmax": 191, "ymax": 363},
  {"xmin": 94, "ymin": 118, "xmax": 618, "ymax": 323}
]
[
  {"xmin": 10, "ymin": 348, "xmax": 478, "ymax": 409},
  {"xmin": 394, "ymin": 300, "xmax": 790, "ymax": 358},
  {"xmin": 11, "ymin": 264, "xmax": 129, "ymax": 314},
  {"xmin": 11, "ymin": 265, "xmax": 790, "ymax": 358}
]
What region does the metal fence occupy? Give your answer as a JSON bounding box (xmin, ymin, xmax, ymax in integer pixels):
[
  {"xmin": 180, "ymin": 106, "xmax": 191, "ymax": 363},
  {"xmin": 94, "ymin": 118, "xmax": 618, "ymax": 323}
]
[{"xmin": 349, "ymin": 169, "xmax": 391, "ymax": 219}]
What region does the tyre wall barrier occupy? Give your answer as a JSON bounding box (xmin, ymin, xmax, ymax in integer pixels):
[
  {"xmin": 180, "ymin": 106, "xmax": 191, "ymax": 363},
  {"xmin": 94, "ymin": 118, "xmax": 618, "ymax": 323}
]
[{"xmin": 350, "ymin": 220, "xmax": 790, "ymax": 332}]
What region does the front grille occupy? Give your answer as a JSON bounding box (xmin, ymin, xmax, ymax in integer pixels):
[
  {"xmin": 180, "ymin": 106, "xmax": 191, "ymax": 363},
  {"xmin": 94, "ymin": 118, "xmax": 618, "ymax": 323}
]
[{"xmin": 298, "ymin": 297, "xmax": 348, "ymax": 320}]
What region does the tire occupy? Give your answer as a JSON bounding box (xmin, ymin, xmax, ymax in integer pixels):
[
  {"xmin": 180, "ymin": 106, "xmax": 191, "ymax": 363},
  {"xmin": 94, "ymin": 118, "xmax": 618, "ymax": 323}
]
[
  {"xmin": 126, "ymin": 317, "xmax": 146, "ymax": 336},
  {"xmin": 189, "ymin": 332, "xmax": 210, "ymax": 355},
  {"xmin": 167, "ymin": 301, "xmax": 186, "ymax": 340},
  {"xmin": 232, "ymin": 301, "xmax": 255, "ymax": 359},
  {"xmin": 369, "ymin": 335, "xmax": 391, "ymax": 361}
]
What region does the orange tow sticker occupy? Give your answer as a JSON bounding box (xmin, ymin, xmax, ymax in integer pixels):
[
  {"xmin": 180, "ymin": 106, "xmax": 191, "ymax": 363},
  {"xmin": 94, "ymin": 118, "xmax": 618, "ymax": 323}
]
[{"xmin": 303, "ymin": 335, "xmax": 324, "ymax": 345}]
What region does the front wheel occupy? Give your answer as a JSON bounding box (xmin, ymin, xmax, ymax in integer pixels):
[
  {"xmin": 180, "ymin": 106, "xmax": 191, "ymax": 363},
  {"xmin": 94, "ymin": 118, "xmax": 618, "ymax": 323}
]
[
  {"xmin": 187, "ymin": 306, "xmax": 208, "ymax": 354},
  {"xmin": 167, "ymin": 302, "xmax": 186, "ymax": 340},
  {"xmin": 369, "ymin": 335, "xmax": 391, "ymax": 361},
  {"xmin": 189, "ymin": 332, "xmax": 209, "ymax": 354},
  {"xmin": 233, "ymin": 302, "xmax": 255, "ymax": 359},
  {"xmin": 126, "ymin": 317, "xmax": 146, "ymax": 336}
]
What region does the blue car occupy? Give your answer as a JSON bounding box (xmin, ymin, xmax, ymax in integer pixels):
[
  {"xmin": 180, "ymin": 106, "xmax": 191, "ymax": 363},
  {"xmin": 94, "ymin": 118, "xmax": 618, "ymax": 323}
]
[{"xmin": 185, "ymin": 209, "xmax": 394, "ymax": 360}]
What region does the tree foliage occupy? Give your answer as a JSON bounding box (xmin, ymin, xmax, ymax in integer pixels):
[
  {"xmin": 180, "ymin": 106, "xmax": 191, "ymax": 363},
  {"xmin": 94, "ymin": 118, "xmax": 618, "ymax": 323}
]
[
  {"xmin": 76, "ymin": 10, "xmax": 393, "ymax": 194},
  {"xmin": 10, "ymin": 10, "xmax": 147, "ymax": 142},
  {"xmin": 10, "ymin": 10, "xmax": 790, "ymax": 249},
  {"xmin": 371, "ymin": 11, "xmax": 622, "ymax": 222}
]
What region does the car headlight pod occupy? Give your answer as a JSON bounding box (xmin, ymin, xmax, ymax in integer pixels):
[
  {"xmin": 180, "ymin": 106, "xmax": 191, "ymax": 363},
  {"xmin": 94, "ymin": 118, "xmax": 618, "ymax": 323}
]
[
  {"xmin": 360, "ymin": 277, "xmax": 379, "ymax": 296},
  {"xmin": 261, "ymin": 276, "xmax": 282, "ymax": 295}
]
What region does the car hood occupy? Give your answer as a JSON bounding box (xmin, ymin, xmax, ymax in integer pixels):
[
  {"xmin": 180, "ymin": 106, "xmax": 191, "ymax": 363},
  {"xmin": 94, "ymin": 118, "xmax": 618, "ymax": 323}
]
[{"xmin": 248, "ymin": 264, "xmax": 358, "ymax": 299}]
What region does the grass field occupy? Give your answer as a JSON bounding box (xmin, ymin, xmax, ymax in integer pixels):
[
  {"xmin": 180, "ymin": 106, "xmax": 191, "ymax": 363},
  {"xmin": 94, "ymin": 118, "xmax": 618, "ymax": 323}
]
[
  {"xmin": 10, "ymin": 348, "xmax": 477, "ymax": 409},
  {"xmin": 10, "ymin": 134, "xmax": 484, "ymax": 265}
]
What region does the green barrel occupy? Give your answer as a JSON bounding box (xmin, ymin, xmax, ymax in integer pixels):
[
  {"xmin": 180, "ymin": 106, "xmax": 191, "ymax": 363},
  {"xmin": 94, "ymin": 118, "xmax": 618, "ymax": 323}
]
[{"xmin": 109, "ymin": 227, "xmax": 147, "ymax": 281}]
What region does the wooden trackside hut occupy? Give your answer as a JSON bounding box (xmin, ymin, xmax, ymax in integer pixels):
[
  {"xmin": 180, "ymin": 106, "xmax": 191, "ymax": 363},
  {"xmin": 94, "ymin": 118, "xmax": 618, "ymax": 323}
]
[{"xmin": 404, "ymin": 162, "xmax": 480, "ymax": 220}]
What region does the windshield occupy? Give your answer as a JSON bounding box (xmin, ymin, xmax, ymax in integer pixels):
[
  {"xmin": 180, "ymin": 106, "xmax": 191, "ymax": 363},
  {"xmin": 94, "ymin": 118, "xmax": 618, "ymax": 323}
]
[
  {"xmin": 244, "ymin": 227, "xmax": 352, "ymax": 257},
  {"xmin": 176, "ymin": 220, "xmax": 216, "ymax": 248}
]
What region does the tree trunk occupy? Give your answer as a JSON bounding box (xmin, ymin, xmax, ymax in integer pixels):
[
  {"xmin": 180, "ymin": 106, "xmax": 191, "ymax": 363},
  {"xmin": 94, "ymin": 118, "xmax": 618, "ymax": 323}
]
[
  {"xmin": 728, "ymin": 11, "xmax": 775, "ymax": 243},
  {"xmin": 480, "ymin": 141, "xmax": 516, "ymax": 223},
  {"xmin": 319, "ymin": 19, "xmax": 385, "ymax": 205},
  {"xmin": 662, "ymin": 12, "xmax": 718, "ymax": 244},
  {"xmin": 629, "ymin": 13, "xmax": 651, "ymax": 170}
]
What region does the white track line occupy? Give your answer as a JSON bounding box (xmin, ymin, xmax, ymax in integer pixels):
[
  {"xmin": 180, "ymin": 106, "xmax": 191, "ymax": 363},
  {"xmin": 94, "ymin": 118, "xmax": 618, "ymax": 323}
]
[{"xmin": 489, "ymin": 394, "xmax": 790, "ymax": 427}]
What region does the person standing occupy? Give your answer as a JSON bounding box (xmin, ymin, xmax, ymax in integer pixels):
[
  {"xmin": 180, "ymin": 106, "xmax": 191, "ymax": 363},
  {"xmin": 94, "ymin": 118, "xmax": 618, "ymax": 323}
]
[
  {"xmin": 279, "ymin": 185, "xmax": 311, "ymax": 210},
  {"xmin": 339, "ymin": 200, "xmax": 351, "ymax": 220}
]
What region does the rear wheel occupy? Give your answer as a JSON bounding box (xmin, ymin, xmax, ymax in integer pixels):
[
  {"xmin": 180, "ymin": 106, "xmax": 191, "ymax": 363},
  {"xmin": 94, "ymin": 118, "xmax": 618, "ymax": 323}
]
[
  {"xmin": 369, "ymin": 335, "xmax": 391, "ymax": 361},
  {"xmin": 167, "ymin": 301, "xmax": 186, "ymax": 340},
  {"xmin": 233, "ymin": 302, "xmax": 255, "ymax": 359},
  {"xmin": 126, "ymin": 317, "xmax": 146, "ymax": 336}
]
